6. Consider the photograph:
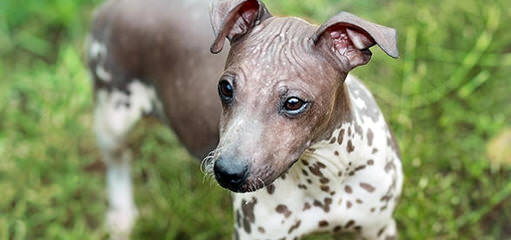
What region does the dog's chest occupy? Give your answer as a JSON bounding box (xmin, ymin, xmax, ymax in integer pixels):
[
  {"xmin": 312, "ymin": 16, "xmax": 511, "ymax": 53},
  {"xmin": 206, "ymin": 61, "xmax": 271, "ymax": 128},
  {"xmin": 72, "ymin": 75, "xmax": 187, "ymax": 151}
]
[{"xmin": 233, "ymin": 120, "xmax": 400, "ymax": 238}]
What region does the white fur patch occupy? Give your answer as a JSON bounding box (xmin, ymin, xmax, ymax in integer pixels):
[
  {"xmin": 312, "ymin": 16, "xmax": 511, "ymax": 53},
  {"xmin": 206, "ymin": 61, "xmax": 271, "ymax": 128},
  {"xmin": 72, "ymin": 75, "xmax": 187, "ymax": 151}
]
[
  {"xmin": 94, "ymin": 80, "xmax": 162, "ymax": 152},
  {"xmin": 96, "ymin": 65, "xmax": 112, "ymax": 82},
  {"xmin": 89, "ymin": 38, "xmax": 107, "ymax": 60},
  {"xmin": 104, "ymin": 151, "xmax": 138, "ymax": 238},
  {"xmin": 88, "ymin": 37, "xmax": 112, "ymax": 82}
]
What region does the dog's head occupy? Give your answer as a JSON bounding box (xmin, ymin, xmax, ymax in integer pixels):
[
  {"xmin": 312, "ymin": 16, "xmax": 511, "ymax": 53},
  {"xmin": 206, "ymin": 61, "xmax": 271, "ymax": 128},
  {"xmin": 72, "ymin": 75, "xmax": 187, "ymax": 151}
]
[{"xmin": 206, "ymin": 0, "xmax": 398, "ymax": 192}]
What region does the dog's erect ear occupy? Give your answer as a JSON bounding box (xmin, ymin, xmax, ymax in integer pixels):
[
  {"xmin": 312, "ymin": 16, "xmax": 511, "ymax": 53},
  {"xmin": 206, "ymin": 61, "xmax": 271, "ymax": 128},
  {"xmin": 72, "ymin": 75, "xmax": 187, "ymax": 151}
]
[
  {"xmin": 312, "ymin": 12, "xmax": 399, "ymax": 71},
  {"xmin": 209, "ymin": 0, "xmax": 272, "ymax": 54}
]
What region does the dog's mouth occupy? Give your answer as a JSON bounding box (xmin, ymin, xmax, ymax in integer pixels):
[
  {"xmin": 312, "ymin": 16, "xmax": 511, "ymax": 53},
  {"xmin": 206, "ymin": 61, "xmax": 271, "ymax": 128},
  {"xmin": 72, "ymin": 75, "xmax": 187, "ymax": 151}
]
[
  {"xmin": 201, "ymin": 142, "xmax": 305, "ymax": 193},
  {"xmin": 215, "ymin": 157, "xmax": 301, "ymax": 193},
  {"xmin": 228, "ymin": 176, "xmax": 268, "ymax": 193}
]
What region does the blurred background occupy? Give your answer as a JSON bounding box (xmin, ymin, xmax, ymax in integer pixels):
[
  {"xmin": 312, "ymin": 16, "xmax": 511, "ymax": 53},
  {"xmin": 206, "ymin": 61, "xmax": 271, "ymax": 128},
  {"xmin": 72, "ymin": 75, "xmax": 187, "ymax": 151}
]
[{"xmin": 0, "ymin": 0, "xmax": 510, "ymax": 239}]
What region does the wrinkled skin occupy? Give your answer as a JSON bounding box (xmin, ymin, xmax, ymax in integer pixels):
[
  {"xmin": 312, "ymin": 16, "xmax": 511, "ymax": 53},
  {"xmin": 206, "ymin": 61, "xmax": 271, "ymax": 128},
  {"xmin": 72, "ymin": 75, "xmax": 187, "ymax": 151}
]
[
  {"xmin": 208, "ymin": 0, "xmax": 398, "ymax": 193},
  {"xmin": 214, "ymin": 18, "xmax": 345, "ymax": 191}
]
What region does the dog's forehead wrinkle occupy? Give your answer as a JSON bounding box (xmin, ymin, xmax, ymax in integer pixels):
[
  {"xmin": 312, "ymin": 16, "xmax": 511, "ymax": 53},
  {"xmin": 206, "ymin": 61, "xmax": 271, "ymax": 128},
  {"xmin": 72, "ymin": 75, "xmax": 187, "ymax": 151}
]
[{"xmin": 235, "ymin": 17, "xmax": 318, "ymax": 76}]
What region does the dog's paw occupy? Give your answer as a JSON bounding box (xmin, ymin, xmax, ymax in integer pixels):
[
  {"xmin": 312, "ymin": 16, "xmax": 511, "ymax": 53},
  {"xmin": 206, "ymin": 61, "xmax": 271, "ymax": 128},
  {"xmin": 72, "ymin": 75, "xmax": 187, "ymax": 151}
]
[{"xmin": 106, "ymin": 207, "xmax": 138, "ymax": 240}]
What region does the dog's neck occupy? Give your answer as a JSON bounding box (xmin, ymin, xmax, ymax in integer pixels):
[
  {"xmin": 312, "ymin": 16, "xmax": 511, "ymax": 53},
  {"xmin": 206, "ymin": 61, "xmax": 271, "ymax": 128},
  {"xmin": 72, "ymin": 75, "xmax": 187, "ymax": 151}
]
[{"xmin": 280, "ymin": 75, "xmax": 377, "ymax": 196}]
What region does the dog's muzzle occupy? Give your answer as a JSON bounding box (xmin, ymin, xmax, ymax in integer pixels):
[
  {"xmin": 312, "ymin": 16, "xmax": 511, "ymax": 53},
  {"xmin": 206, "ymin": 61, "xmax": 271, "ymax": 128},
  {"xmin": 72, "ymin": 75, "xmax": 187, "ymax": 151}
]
[{"xmin": 213, "ymin": 156, "xmax": 248, "ymax": 192}]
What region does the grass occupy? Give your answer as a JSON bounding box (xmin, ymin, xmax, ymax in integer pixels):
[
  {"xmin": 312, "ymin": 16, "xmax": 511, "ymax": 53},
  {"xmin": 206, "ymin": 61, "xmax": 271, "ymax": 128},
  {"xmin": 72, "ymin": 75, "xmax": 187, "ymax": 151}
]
[{"xmin": 0, "ymin": 0, "xmax": 510, "ymax": 239}]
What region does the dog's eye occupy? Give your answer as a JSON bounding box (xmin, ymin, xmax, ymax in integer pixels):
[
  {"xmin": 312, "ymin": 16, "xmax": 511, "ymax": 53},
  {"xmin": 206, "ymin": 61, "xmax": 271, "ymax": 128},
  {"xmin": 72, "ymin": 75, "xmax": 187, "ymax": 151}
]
[
  {"xmin": 283, "ymin": 97, "xmax": 309, "ymax": 116},
  {"xmin": 218, "ymin": 80, "xmax": 234, "ymax": 104}
]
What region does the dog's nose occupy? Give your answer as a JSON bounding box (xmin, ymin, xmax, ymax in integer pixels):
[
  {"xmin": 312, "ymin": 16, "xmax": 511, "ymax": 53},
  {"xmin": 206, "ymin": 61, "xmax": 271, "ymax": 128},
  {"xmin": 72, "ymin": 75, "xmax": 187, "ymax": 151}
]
[{"xmin": 214, "ymin": 157, "xmax": 248, "ymax": 191}]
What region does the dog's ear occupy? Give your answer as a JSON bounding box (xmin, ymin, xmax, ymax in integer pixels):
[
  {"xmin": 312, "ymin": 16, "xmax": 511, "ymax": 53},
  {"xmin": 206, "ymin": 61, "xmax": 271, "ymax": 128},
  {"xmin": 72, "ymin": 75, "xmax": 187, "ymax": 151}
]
[
  {"xmin": 312, "ymin": 12, "xmax": 399, "ymax": 71},
  {"xmin": 209, "ymin": 0, "xmax": 272, "ymax": 54}
]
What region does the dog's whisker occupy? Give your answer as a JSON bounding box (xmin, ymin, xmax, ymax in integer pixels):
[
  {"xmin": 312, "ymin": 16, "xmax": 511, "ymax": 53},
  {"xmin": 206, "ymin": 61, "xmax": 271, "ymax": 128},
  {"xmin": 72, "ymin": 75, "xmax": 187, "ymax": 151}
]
[{"xmin": 256, "ymin": 177, "xmax": 265, "ymax": 189}]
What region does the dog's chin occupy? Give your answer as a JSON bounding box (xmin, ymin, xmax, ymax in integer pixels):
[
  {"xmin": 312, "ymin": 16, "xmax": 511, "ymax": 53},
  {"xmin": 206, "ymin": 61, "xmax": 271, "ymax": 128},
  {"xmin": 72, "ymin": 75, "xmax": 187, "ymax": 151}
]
[
  {"xmin": 228, "ymin": 158, "xmax": 301, "ymax": 193},
  {"xmin": 224, "ymin": 176, "xmax": 275, "ymax": 193}
]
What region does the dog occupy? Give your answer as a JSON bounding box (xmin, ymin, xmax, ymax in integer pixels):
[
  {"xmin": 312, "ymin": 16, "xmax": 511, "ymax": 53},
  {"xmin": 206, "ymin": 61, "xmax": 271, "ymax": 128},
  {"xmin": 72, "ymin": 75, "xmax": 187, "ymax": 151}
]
[{"xmin": 87, "ymin": 0, "xmax": 403, "ymax": 239}]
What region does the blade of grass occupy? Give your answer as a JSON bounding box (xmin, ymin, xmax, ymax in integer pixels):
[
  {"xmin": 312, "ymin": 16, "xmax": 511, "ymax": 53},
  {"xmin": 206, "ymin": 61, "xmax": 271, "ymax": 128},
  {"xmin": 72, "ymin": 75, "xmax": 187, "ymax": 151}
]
[
  {"xmin": 411, "ymin": 6, "xmax": 500, "ymax": 108},
  {"xmin": 457, "ymin": 70, "xmax": 490, "ymax": 98}
]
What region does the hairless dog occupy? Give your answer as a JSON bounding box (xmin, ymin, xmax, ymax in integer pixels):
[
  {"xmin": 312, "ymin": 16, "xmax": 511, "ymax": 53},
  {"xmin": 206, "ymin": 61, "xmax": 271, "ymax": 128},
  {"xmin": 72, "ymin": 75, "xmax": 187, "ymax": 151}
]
[{"xmin": 87, "ymin": 0, "xmax": 403, "ymax": 239}]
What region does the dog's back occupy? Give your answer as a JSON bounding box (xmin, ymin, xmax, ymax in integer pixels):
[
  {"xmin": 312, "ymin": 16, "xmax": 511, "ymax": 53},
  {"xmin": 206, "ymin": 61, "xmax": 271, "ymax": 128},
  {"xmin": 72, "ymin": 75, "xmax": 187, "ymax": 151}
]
[{"xmin": 87, "ymin": 0, "xmax": 227, "ymax": 158}]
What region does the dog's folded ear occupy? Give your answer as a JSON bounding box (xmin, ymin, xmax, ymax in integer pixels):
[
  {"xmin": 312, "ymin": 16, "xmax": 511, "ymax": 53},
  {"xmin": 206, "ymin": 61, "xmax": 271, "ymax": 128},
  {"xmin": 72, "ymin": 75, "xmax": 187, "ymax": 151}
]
[
  {"xmin": 209, "ymin": 0, "xmax": 272, "ymax": 54},
  {"xmin": 312, "ymin": 12, "xmax": 399, "ymax": 71}
]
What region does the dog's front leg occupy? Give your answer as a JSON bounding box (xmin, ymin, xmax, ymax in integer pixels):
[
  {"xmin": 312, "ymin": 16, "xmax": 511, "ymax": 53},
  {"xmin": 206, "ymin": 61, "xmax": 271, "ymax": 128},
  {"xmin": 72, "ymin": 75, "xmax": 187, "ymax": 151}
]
[{"xmin": 93, "ymin": 87, "xmax": 144, "ymax": 240}]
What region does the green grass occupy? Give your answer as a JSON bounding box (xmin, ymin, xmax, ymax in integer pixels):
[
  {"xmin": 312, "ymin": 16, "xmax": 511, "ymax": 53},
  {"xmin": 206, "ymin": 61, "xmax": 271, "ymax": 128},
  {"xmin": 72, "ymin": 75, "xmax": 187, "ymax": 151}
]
[{"xmin": 1, "ymin": 0, "xmax": 510, "ymax": 239}]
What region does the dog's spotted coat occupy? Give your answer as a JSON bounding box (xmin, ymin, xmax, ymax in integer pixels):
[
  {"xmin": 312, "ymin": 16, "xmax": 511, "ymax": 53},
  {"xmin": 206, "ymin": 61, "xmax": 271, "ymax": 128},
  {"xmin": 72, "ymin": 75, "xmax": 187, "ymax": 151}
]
[
  {"xmin": 87, "ymin": 0, "xmax": 403, "ymax": 239},
  {"xmin": 231, "ymin": 76, "xmax": 403, "ymax": 240}
]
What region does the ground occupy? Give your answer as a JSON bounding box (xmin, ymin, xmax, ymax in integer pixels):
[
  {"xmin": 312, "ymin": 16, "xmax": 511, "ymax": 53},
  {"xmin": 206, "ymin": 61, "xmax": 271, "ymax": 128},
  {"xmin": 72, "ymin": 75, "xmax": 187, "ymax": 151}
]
[{"xmin": 0, "ymin": 0, "xmax": 510, "ymax": 239}]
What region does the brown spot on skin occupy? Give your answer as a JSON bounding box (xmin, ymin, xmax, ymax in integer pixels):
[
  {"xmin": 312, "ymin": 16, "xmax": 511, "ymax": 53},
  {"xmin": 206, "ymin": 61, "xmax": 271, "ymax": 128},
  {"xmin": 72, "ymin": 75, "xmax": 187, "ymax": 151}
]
[
  {"xmin": 367, "ymin": 159, "xmax": 374, "ymax": 165},
  {"xmin": 354, "ymin": 165, "xmax": 366, "ymax": 172},
  {"xmin": 320, "ymin": 178, "xmax": 330, "ymax": 184},
  {"xmin": 345, "ymin": 220, "xmax": 355, "ymax": 228},
  {"xmin": 243, "ymin": 218, "xmax": 251, "ymax": 234},
  {"xmin": 302, "ymin": 169, "xmax": 309, "ymax": 176},
  {"xmin": 385, "ymin": 161, "xmax": 396, "ymax": 173},
  {"xmin": 303, "ymin": 202, "xmax": 311, "ymax": 211},
  {"xmin": 302, "ymin": 159, "xmax": 309, "ymax": 166},
  {"xmin": 298, "ymin": 184, "xmax": 307, "ymax": 190},
  {"xmin": 309, "ymin": 166, "xmax": 322, "ymax": 177},
  {"xmin": 372, "ymin": 148, "xmax": 378, "ymax": 154},
  {"xmin": 334, "ymin": 151, "xmax": 339, "ymax": 156},
  {"xmin": 356, "ymin": 199, "xmax": 363, "ymax": 204},
  {"xmin": 377, "ymin": 227, "xmax": 386, "ymax": 237},
  {"xmin": 241, "ymin": 198, "xmax": 257, "ymax": 223},
  {"xmin": 381, "ymin": 194, "xmax": 393, "ymax": 202},
  {"xmin": 307, "ymin": 179, "xmax": 312, "ymax": 184},
  {"xmin": 313, "ymin": 198, "xmax": 332, "ymax": 212},
  {"xmin": 330, "ymin": 191, "xmax": 336, "ymax": 196},
  {"xmin": 236, "ymin": 210, "xmax": 242, "ymax": 227},
  {"xmin": 345, "ymin": 185, "xmax": 353, "ymax": 194},
  {"xmin": 338, "ymin": 129, "xmax": 345, "ymax": 145},
  {"xmin": 330, "ymin": 137, "xmax": 337, "ymax": 144},
  {"xmin": 320, "ymin": 185, "xmax": 330, "ymax": 192},
  {"xmin": 276, "ymin": 204, "xmax": 292, "ymax": 218},
  {"xmin": 354, "ymin": 123, "xmax": 363, "ymax": 137},
  {"xmin": 354, "ymin": 226, "xmax": 362, "ymax": 232},
  {"xmin": 318, "ymin": 220, "xmax": 329, "ymax": 227},
  {"xmin": 346, "ymin": 201, "xmax": 352, "ymax": 209},
  {"xmin": 348, "ymin": 127, "xmax": 352, "ymax": 137},
  {"xmin": 371, "ymin": 207, "xmax": 376, "ymax": 212},
  {"xmin": 258, "ymin": 227, "xmax": 265, "ymax": 234},
  {"xmin": 240, "ymin": 198, "xmax": 257, "ymax": 233},
  {"xmin": 337, "ymin": 171, "xmax": 343, "ymax": 177},
  {"xmin": 288, "ymin": 220, "xmax": 301, "ymax": 234},
  {"xmin": 380, "ymin": 206, "xmax": 388, "ymax": 211},
  {"xmin": 389, "ymin": 130, "xmax": 401, "ymax": 157},
  {"xmin": 267, "ymin": 184, "xmax": 275, "ymax": 194},
  {"xmin": 333, "ymin": 225, "xmax": 342, "ymax": 232},
  {"xmin": 360, "ymin": 182, "xmax": 375, "ymax": 193},
  {"xmin": 347, "ymin": 140, "xmax": 355, "ymax": 153},
  {"xmin": 367, "ymin": 128, "xmax": 374, "ymax": 146}
]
